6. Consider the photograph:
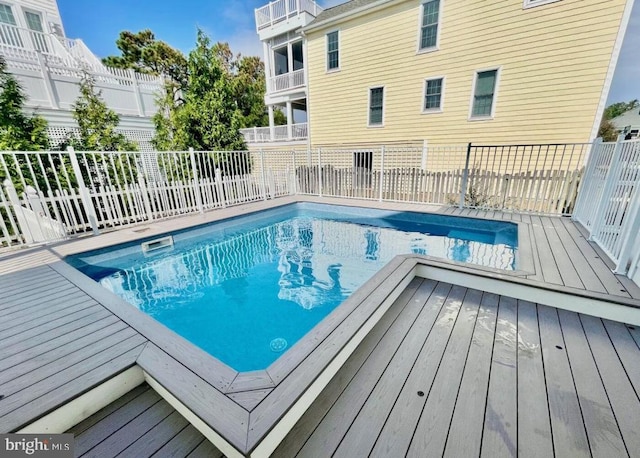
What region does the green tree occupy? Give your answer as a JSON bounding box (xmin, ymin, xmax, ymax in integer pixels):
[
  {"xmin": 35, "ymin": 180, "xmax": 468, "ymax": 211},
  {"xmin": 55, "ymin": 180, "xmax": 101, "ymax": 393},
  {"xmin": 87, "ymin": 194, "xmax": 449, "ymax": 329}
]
[
  {"xmin": 597, "ymin": 118, "xmax": 618, "ymax": 142},
  {"xmin": 103, "ymin": 30, "xmax": 188, "ymax": 88},
  {"xmin": 67, "ymin": 75, "xmax": 138, "ymax": 152},
  {"xmin": 0, "ymin": 56, "xmax": 49, "ymax": 151},
  {"xmin": 603, "ymin": 99, "xmax": 639, "ymax": 120}
]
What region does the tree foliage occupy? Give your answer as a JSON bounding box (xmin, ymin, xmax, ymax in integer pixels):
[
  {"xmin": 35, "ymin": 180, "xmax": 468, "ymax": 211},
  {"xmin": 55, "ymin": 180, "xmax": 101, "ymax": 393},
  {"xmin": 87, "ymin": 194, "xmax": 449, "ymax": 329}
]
[
  {"xmin": 67, "ymin": 75, "xmax": 138, "ymax": 152},
  {"xmin": 603, "ymin": 99, "xmax": 639, "ymax": 121},
  {"xmin": 0, "ymin": 56, "xmax": 49, "ymax": 152},
  {"xmin": 103, "ymin": 30, "xmax": 187, "ymax": 88},
  {"xmin": 597, "ymin": 118, "xmax": 618, "ymax": 142}
]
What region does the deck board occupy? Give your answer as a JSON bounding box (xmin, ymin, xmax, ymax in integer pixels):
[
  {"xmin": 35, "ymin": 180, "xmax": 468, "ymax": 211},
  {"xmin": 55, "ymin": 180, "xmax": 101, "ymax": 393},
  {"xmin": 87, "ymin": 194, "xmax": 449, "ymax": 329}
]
[{"xmin": 281, "ymin": 279, "xmax": 640, "ymax": 458}]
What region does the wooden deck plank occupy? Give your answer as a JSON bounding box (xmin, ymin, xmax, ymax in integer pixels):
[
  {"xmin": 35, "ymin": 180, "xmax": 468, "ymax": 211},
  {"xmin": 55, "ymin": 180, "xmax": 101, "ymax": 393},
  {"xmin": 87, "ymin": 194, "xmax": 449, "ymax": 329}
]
[
  {"xmin": 539, "ymin": 217, "xmax": 584, "ymax": 289},
  {"xmin": 519, "ymin": 215, "xmax": 544, "ymax": 282},
  {"xmin": 0, "ymin": 339, "xmax": 145, "ymax": 432},
  {"xmin": 529, "ymin": 216, "xmax": 563, "ymax": 285},
  {"xmin": 118, "ymin": 410, "xmax": 189, "ymax": 457},
  {"xmin": 332, "ymin": 281, "xmax": 450, "ymax": 457},
  {"xmin": 0, "ymin": 298, "xmax": 101, "ymax": 340},
  {"xmin": 0, "ymin": 290, "xmax": 90, "ymax": 328},
  {"xmin": 0, "ymin": 328, "xmax": 140, "ymax": 397},
  {"xmin": 557, "ymin": 309, "xmax": 627, "ymax": 457},
  {"xmin": 0, "ymin": 304, "xmax": 108, "ymax": 350},
  {"xmin": 444, "ymin": 292, "xmax": 499, "ymax": 458},
  {"xmin": 67, "ymin": 384, "xmax": 151, "ymax": 436},
  {"xmin": 548, "ymin": 217, "xmax": 607, "ymax": 293},
  {"xmin": 0, "ymin": 273, "xmax": 62, "ymax": 299},
  {"xmin": 561, "ymin": 219, "xmax": 630, "ymax": 296},
  {"xmin": 292, "ymin": 279, "xmax": 440, "ymax": 457},
  {"xmin": 368, "ymin": 283, "xmax": 461, "ymax": 457},
  {"xmin": 0, "ymin": 317, "xmax": 125, "ymax": 374},
  {"xmin": 602, "ymin": 320, "xmax": 640, "ymax": 396},
  {"xmin": 478, "ymin": 295, "xmax": 517, "ymax": 458},
  {"xmin": 273, "ymin": 278, "xmax": 426, "ymax": 457},
  {"xmin": 186, "ymin": 439, "xmax": 223, "ymax": 458},
  {"xmin": 516, "ymin": 301, "xmax": 553, "ymax": 458},
  {"xmin": 74, "ymin": 388, "xmax": 162, "ymax": 454},
  {"xmin": 0, "ymin": 267, "xmax": 57, "ymax": 289},
  {"xmin": 153, "ymin": 424, "xmax": 209, "ymax": 457},
  {"xmin": 580, "ymin": 314, "xmax": 640, "ymax": 453},
  {"xmin": 537, "ymin": 305, "xmax": 590, "ymax": 457},
  {"xmin": 83, "ymin": 397, "xmax": 175, "ymax": 457},
  {"xmin": 0, "ymin": 279, "xmax": 78, "ymax": 309},
  {"xmin": 0, "ymin": 288, "xmax": 87, "ymax": 320},
  {"xmin": 406, "ymin": 288, "xmax": 483, "ymax": 457}
]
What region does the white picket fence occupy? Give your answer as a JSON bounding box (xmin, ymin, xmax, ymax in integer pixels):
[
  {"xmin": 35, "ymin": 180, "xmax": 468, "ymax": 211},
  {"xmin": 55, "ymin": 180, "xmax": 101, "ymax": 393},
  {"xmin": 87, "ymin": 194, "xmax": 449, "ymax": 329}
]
[
  {"xmin": 1, "ymin": 142, "xmax": 590, "ymax": 249},
  {"xmin": 573, "ymin": 136, "xmax": 640, "ymax": 277}
]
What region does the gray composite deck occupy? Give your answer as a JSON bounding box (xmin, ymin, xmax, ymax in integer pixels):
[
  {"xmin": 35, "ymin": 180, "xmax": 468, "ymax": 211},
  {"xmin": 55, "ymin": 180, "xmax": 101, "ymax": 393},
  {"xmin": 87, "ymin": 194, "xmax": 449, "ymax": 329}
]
[
  {"xmin": 276, "ymin": 277, "xmax": 640, "ymax": 457},
  {"xmin": 1, "ymin": 196, "xmax": 640, "ymax": 457},
  {"xmin": 67, "ymin": 383, "xmax": 221, "ymax": 458}
]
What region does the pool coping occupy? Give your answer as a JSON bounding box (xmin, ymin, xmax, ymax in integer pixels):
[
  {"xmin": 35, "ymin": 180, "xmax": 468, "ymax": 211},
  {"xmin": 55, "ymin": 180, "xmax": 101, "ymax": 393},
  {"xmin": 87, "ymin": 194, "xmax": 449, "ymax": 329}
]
[{"xmin": 42, "ymin": 197, "xmax": 536, "ymax": 456}]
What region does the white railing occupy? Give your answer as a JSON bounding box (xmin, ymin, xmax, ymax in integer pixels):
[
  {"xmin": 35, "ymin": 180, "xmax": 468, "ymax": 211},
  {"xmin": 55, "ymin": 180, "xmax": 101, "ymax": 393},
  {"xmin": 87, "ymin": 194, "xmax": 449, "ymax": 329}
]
[
  {"xmin": 255, "ymin": 0, "xmax": 323, "ymax": 29},
  {"xmin": 0, "ymin": 142, "xmax": 597, "ymax": 251},
  {"xmin": 0, "ymin": 23, "xmax": 57, "ymax": 55},
  {"xmin": 240, "ymin": 122, "xmax": 308, "ymax": 142},
  {"xmin": 573, "ymin": 136, "xmax": 640, "ymax": 274},
  {"xmin": 268, "ymin": 68, "xmax": 306, "ymax": 93}
]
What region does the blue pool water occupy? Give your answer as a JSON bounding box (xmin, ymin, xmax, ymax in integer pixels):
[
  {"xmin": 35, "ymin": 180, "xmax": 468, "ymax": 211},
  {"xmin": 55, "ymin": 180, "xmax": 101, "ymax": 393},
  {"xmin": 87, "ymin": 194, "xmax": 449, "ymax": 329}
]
[{"xmin": 67, "ymin": 203, "xmax": 517, "ymax": 372}]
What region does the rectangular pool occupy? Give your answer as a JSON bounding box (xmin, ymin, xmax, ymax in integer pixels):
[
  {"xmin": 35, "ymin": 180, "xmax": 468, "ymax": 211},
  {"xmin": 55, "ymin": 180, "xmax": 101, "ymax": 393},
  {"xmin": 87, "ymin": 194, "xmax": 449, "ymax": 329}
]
[{"xmin": 66, "ymin": 203, "xmax": 517, "ymax": 372}]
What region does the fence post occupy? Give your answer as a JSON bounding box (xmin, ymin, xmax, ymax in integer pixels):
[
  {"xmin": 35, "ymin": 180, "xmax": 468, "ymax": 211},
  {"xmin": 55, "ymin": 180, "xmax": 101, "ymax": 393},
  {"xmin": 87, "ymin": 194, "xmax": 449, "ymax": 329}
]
[
  {"xmin": 36, "ymin": 52, "xmax": 59, "ymax": 109},
  {"xmin": 3, "ymin": 179, "xmax": 34, "ymax": 244},
  {"xmin": 260, "ymin": 150, "xmax": 269, "ymax": 200},
  {"xmin": 129, "ymin": 69, "xmax": 145, "ymax": 117},
  {"xmin": 421, "ymin": 139, "xmax": 428, "ymax": 170},
  {"xmin": 317, "ymin": 148, "xmax": 323, "ymax": 197},
  {"xmin": 459, "ymin": 142, "xmax": 472, "ymax": 209},
  {"xmin": 572, "ymin": 138, "xmax": 602, "ymax": 221},
  {"xmin": 613, "ymin": 186, "xmax": 640, "ymax": 274},
  {"xmin": 215, "ymin": 168, "xmax": 226, "ymax": 208},
  {"xmin": 138, "ymin": 174, "xmax": 154, "ymax": 221},
  {"xmin": 291, "ymin": 150, "xmax": 297, "ymax": 195},
  {"xmin": 589, "ymin": 134, "xmax": 625, "ymax": 241},
  {"xmin": 379, "ymin": 146, "xmax": 385, "ymax": 202},
  {"xmin": 67, "ymin": 146, "xmax": 100, "ymax": 235},
  {"xmin": 189, "ymin": 147, "xmax": 204, "ymax": 213}
]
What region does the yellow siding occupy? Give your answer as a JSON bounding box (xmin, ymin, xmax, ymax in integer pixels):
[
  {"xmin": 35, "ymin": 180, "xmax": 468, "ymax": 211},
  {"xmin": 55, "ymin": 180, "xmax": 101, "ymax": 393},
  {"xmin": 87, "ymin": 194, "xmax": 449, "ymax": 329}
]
[{"xmin": 305, "ymin": 0, "xmax": 627, "ymax": 146}]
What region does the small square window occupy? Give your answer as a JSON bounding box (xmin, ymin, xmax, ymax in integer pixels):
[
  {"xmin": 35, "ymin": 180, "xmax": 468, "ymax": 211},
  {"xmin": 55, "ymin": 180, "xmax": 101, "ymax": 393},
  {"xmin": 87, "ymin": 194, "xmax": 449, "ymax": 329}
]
[
  {"xmin": 419, "ymin": 0, "xmax": 440, "ymax": 51},
  {"xmin": 471, "ymin": 69, "xmax": 498, "ymax": 118},
  {"xmin": 369, "ymin": 87, "xmax": 384, "ymax": 126},
  {"xmin": 424, "ymin": 77, "xmax": 443, "ymax": 111},
  {"xmin": 327, "ymin": 31, "xmax": 339, "ymax": 71}
]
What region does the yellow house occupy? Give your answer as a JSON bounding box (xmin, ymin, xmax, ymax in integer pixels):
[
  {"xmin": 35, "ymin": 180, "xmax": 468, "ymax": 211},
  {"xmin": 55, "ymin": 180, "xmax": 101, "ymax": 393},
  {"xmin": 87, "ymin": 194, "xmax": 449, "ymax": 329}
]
[{"xmin": 244, "ymin": 0, "xmax": 633, "ymax": 149}]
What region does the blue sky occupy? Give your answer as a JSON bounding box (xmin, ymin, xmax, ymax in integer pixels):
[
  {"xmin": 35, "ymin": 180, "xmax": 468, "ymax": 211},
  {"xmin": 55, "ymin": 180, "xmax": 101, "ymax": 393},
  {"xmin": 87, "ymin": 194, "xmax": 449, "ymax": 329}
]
[{"xmin": 57, "ymin": 0, "xmax": 638, "ymax": 105}]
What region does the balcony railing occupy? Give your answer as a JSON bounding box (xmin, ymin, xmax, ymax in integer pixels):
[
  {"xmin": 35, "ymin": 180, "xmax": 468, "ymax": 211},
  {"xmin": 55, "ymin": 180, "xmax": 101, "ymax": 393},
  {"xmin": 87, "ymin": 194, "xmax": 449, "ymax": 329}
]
[
  {"xmin": 268, "ymin": 68, "xmax": 306, "ymax": 93},
  {"xmin": 255, "ymin": 0, "xmax": 323, "ymax": 30},
  {"xmin": 0, "ymin": 23, "xmax": 57, "ymax": 55},
  {"xmin": 240, "ymin": 122, "xmax": 308, "ymax": 143}
]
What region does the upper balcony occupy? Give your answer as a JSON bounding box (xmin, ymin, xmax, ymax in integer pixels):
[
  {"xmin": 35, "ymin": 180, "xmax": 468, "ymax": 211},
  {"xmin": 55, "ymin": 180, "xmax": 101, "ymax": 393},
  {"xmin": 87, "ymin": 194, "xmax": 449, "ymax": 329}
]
[
  {"xmin": 255, "ymin": 0, "xmax": 323, "ymax": 40},
  {"xmin": 268, "ymin": 68, "xmax": 306, "ymax": 94}
]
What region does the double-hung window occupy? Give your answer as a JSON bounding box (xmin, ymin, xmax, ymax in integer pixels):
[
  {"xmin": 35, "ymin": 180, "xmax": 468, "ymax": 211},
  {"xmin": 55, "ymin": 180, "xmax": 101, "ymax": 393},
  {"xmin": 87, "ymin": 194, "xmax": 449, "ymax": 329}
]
[
  {"xmin": 369, "ymin": 87, "xmax": 384, "ymax": 126},
  {"xmin": 326, "ymin": 31, "xmax": 339, "ymax": 71},
  {"xmin": 0, "ymin": 3, "xmax": 23, "ymax": 48},
  {"xmin": 419, "ymin": 0, "xmax": 440, "ymax": 51},
  {"xmin": 471, "ymin": 69, "xmax": 498, "ymax": 118},
  {"xmin": 424, "ymin": 77, "xmax": 444, "ymax": 111}
]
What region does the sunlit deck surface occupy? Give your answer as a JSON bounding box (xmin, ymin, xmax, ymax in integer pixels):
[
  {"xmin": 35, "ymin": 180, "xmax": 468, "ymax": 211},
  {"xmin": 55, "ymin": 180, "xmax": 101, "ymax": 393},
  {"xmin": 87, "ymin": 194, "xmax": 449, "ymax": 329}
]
[{"xmin": 1, "ymin": 196, "xmax": 639, "ymax": 457}]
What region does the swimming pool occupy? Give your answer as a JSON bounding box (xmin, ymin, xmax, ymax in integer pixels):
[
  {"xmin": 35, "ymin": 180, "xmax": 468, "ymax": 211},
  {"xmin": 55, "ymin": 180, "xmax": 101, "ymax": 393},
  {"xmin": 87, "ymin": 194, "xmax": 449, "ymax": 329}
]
[{"xmin": 67, "ymin": 203, "xmax": 517, "ymax": 372}]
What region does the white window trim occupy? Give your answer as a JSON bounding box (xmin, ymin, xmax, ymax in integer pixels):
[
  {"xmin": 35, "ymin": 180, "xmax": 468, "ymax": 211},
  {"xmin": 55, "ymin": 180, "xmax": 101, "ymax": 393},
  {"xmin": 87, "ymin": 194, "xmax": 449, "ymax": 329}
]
[
  {"xmin": 523, "ymin": 0, "xmax": 563, "ymax": 9},
  {"xmin": 326, "ymin": 29, "xmax": 340, "ymax": 73},
  {"xmin": 368, "ymin": 85, "xmax": 385, "ymax": 128},
  {"xmin": 468, "ymin": 66, "xmax": 501, "ymax": 121},
  {"xmin": 422, "ymin": 76, "xmax": 445, "ymax": 114},
  {"xmin": 416, "ymin": 0, "xmax": 443, "ymax": 55}
]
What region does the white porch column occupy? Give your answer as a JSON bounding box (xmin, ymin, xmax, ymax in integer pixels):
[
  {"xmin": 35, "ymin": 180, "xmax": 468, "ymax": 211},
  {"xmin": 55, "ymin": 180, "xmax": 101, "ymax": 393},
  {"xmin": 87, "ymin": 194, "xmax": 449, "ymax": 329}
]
[
  {"xmin": 268, "ymin": 105, "xmax": 275, "ymax": 141},
  {"xmin": 263, "ymin": 41, "xmax": 272, "ymax": 93},
  {"xmin": 286, "ymin": 101, "xmax": 293, "ymax": 140}
]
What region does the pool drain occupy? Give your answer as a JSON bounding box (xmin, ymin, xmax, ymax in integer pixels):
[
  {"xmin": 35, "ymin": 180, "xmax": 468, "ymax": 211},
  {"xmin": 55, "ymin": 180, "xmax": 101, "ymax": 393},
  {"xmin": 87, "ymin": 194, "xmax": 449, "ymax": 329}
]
[{"xmin": 270, "ymin": 338, "xmax": 288, "ymax": 352}]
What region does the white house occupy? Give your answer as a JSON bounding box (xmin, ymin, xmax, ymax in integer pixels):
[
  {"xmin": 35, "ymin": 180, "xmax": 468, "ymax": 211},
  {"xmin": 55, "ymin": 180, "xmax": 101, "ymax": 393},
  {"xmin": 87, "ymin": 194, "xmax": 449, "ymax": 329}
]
[
  {"xmin": 611, "ymin": 107, "xmax": 640, "ymax": 140},
  {"xmin": 0, "ymin": 0, "xmax": 163, "ymax": 150}
]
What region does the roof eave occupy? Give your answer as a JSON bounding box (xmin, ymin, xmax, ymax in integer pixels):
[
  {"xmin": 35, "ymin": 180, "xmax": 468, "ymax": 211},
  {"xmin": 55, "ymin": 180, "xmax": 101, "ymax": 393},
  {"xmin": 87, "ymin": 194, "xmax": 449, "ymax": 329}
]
[{"xmin": 302, "ymin": 0, "xmax": 397, "ymax": 33}]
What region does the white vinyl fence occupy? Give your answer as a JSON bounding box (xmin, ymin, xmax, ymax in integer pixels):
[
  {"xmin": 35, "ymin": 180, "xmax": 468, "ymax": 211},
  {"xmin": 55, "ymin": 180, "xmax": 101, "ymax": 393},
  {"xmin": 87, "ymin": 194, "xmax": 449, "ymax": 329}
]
[
  {"xmin": 1, "ymin": 142, "xmax": 590, "ymax": 250},
  {"xmin": 573, "ymin": 136, "xmax": 640, "ymax": 277}
]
